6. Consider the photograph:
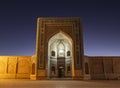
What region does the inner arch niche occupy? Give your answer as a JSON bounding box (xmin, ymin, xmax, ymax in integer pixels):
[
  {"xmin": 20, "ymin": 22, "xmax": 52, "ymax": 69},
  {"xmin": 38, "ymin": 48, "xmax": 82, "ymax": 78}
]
[{"xmin": 47, "ymin": 31, "xmax": 74, "ymax": 78}]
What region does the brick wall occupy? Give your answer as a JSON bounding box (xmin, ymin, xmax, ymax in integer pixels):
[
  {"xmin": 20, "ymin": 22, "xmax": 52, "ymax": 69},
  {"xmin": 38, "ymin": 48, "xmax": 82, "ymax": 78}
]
[
  {"xmin": 87, "ymin": 56, "xmax": 120, "ymax": 80},
  {"xmin": 0, "ymin": 56, "xmax": 31, "ymax": 79}
]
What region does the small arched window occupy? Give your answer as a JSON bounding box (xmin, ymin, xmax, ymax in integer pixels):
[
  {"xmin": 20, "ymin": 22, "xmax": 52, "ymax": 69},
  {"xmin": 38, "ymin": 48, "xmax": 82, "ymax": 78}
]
[
  {"xmin": 51, "ymin": 51, "xmax": 55, "ymax": 56},
  {"xmin": 67, "ymin": 51, "xmax": 70, "ymax": 56},
  {"xmin": 51, "ymin": 65, "xmax": 56, "ymax": 74},
  {"xmin": 32, "ymin": 63, "xmax": 35, "ymax": 74},
  {"xmin": 67, "ymin": 64, "xmax": 71, "ymax": 72},
  {"xmin": 51, "ymin": 66, "xmax": 55, "ymax": 71},
  {"xmin": 85, "ymin": 62, "xmax": 89, "ymax": 74}
]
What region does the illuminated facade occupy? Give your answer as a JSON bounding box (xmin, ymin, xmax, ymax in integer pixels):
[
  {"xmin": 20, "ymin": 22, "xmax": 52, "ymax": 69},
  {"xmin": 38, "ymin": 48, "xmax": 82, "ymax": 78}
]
[
  {"xmin": 0, "ymin": 17, "xmax": 120, "ymax": 80},
  {"xmin": 32, "ymin": 18, "xmax": 84, "ymax": 80}
]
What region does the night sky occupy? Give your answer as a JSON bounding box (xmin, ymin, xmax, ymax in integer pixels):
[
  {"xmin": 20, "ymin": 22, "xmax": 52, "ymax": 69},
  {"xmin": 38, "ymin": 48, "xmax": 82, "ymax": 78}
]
[{"xmin": 0, "ymin": 0, "xmax": 120, "ymax": 56}]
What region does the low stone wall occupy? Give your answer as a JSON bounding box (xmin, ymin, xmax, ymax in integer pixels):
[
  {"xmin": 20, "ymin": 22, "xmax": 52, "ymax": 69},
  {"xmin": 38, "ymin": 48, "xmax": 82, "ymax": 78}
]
[
  {"xmin": 1, "ymin": 55, "xmax": 120, "ymax": 80},
  {"xmin": 87, "ymin": 56, "xmax": 120, "ymax": 80},
  {"xmin": 0, "ymin": 56, "xmax": 31, "ymax": 79}
]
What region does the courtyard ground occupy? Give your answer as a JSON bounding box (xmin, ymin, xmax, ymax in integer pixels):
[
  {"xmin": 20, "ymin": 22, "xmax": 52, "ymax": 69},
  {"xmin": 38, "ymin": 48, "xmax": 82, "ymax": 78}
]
[{"xmin": 0, "ymin": 79, "xmax": 120, "ymax": 88}]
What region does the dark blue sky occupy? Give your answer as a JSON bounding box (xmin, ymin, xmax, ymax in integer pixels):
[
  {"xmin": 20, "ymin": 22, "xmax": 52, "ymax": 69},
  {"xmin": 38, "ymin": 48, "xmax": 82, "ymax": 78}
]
[{"xmin": 0, "ymin": 0, "xmax": 120, "ymax": 56}]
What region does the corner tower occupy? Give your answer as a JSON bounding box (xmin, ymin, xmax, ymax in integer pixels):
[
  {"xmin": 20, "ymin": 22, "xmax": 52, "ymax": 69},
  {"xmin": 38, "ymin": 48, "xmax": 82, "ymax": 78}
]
[{"xmin": 31, "ymin": 17, "xmax": 84, "ymax": 80}]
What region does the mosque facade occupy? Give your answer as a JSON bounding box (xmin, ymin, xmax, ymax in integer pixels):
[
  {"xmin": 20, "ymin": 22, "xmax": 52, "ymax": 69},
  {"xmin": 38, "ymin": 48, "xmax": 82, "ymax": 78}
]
[{"xmin": 0, "ymin": 18, "xmax": 120, "ymax": 80}]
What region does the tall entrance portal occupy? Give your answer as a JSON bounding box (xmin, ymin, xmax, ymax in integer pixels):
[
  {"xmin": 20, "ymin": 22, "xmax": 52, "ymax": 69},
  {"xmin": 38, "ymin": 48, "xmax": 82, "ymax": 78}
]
[
  {"xmin": 34, "ymin": 18, "xmax": 84, "ymax": 80},
  {"xmin": 48, "ymin": 32, "xmax": 73, "ymax": 78}
]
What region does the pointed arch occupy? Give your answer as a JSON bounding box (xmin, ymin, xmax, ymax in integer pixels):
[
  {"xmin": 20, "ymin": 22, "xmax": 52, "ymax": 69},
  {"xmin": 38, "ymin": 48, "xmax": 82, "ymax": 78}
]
[
  {"xmin": 47, "ymin": 31, "xmax": 75, "ymax": 78},
  {"xmin": 48, "ymin": 31, "xmax": 73, "ymax": 44}
]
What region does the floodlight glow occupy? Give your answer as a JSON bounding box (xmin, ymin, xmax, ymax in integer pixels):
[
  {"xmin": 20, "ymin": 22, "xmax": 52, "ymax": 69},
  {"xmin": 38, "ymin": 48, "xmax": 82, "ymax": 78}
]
[{"xmin": 59, "ymin": 50, "xmax": 64, "ymax": 53}]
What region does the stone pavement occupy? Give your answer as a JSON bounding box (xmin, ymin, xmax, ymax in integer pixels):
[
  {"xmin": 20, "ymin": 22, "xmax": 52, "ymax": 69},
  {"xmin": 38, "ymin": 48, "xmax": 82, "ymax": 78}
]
[{"xmin": 0, "ymin": 79, "xmax": 120, "ymax": 88}]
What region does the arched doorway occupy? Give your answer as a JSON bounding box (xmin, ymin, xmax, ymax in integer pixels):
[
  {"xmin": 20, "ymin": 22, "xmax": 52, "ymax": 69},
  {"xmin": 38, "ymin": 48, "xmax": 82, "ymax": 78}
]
[{"xmin": 48, "ymin": 31, "xmax": 74, "ymax": 78}]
